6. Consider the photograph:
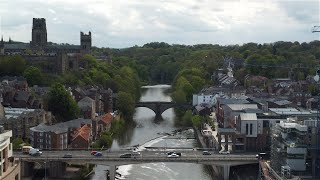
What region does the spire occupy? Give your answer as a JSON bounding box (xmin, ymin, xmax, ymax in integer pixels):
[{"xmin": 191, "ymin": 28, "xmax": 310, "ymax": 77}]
[{"xmin": 9, "ymin": 36, "xmax": 12, "ymax": 43}]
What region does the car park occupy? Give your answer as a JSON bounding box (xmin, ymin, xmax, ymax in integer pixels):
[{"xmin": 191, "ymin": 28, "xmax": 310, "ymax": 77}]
[
  {"xmin": 63, "ymin": 153, "xmax": 72, "ymax": 158},
  {"xmin": 94, "ymin": 152, "xmax": 103, "ymax": 157},
  {"xmin": 167, "ymin": 153, "xmax": 180, "ymax": 158},
  {"xmin": 202, "ymin": 151, "xmax": 211, "ymax": 155}
]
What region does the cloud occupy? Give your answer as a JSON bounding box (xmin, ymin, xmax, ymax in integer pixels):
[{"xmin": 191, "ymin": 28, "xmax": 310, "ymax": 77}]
[{"xmin": 0, "ymin": 0, "xmax": 319, "ymax": 48}]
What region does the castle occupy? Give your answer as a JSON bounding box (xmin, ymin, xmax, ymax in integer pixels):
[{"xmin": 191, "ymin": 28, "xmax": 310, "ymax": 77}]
[{"xmin": 0, "ymin": 18, "xmax": 92, "ymax": 73}]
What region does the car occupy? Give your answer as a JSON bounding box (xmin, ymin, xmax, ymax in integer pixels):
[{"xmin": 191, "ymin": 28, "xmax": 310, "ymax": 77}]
[
  {"xmin": 219, "ymin": 151, "xmax": 230, "ymax": 155},
  {"xmin": 91, "ymin": 151, "xmax": 98, "ymax": 155},
  {"xmin": 202, "ymin": 151, "xmax": 211, "ymax": 155},
  {"xmin": 63, "ymin": 153, "xmax": 72, "ymax": 158},
  {"xmin": 167, "ymin": 152, "xmax": 181, "ymax": 156},
  {"xmin": 94, "ymin": 152, "xmax": 103, "ymax": 157},
  {"xmin": 132, "ymin": 151, "xmax": 141, "ymax": 158},
  {"xmin": 167, "ymin": 153, "xmax": 180, "ymax": 158},
  {"xmin": 120, "ymin": 153, "xmax": 132, "ymax": 158},
  {"xmin": 29, "ymin": 148, "xmax": 42, "ymax": 156}
]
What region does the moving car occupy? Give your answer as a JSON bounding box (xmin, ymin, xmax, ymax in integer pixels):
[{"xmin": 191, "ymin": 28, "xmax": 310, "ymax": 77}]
[
  {"xmin": 132, "ymin": 151, "xmax": 141, "ymax": 158},
  {"xmin": 167, "ymin": 152, "xmax": 181, "ymax": 156},
  {"xmin": 29, "ymin": 148, "xmax": 42, "ymax": 156},
  {"xmin": 219, "ymin": 150, "xmax": 230, "ymax": 155},
  {"xmin": 167, "ymin": 153, "xmax": 180, "ymax": 158},
  {"xmin": 202, "ymin": 151, "xmax": 211, "ymax": 155},
  {"xmin": 63, "ymin": 153, "xmax": 72, "ymax": 158},
  {"xmin": 94, "ymin": 152, "xmax": 103, "ymax": 157},
  {"xmin": 91, "ymin": 151, "xmax": 98, "ymax": 155},
  {"xmin": 22, "ymin": 146, "xmax": 33, "ymax": 154},
  {"xmin": 120, "ymin": 153, "xmax": 132, "ymax": 158}
]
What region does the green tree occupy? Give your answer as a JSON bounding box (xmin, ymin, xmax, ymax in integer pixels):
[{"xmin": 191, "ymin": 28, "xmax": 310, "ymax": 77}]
[
  {"xmin": 182, "ymin": 110, "xmax": 193, "ymax": 126},
  {"xmin": 116, "ymin": 91, "xmax": 135, "ymax": 119},
  {"xmin": 47, "ymin": 83, "xmax": 80, "ymax": 122},
  {"xmin": 192, "ymin": 115, "xmax": 201, "ymax": 128},
  {"xmin": 23, "ymin": 66, "xmax": 44, "ymax": 86},
  {"xmin": 12, "ymin": 138, "xmax": 25, "ymax": 150}
]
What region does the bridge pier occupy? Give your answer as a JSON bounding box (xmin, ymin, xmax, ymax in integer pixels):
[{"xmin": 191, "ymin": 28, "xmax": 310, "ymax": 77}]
[
  {"xmin": 108, "ymin": 165, "xmax": 116, "ymax": 180},
  {"xmin": 21, "ymin": 161, "xmax": 34, "ymax": 177},
  {"xmin": 223, "ymin": 165, "xmax": 230, "ymax": 180},
  {"xmin": 47, "ymin": 161, "xmax": 67, "ymax": 178}
]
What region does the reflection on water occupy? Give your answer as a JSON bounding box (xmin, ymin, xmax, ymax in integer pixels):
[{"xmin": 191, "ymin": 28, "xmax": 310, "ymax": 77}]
[{"xmin": 92, "ymin": 85, "xmax": 213, "ymax": 180}]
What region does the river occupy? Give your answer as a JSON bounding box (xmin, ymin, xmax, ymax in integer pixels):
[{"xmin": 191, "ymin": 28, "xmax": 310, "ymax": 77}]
[{"xmin": 91, "ymin": 85, "xmax": 213, "ymax": 180}]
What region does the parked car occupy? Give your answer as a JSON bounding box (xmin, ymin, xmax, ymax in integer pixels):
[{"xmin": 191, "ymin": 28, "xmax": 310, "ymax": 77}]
[
  {"xmin": 219, "ymin": 150, "xmax": 230, "ymax": 155},
  {"xmin": 94, "ymin": 152, "xmax": 103, "ymax": 157},
  {"xmin": 29, "ymin": 148, "xmax": 42, "ymax": 156},
  {"xmin": 63, "ymin": 153, "xmax": 72, "ymax": 158},
  {"xmin": 202, "ymin": 151, "xmax": 211, "ymax": 155},
  {"xmin": 167, "ymin": 153, "xmax": 180, "ymax": 158},
  {"xmin": 91, "ymin": 151, "xmax": 98, "ymax": 155},
  {"xmin": 120, "ymin": 153, "xmax": 132, "ymax": 158}
]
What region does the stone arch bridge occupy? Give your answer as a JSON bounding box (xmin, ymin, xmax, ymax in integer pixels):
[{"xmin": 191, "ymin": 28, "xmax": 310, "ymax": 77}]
[{"xmin": 135, "ymin": 101, "xmax": 192, "ymax": 117}]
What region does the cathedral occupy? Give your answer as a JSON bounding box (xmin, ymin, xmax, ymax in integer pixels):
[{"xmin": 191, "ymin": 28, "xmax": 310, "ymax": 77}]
[{"xmin": 0, "ymin": 18, "xmax": 93, "ymax": 73}]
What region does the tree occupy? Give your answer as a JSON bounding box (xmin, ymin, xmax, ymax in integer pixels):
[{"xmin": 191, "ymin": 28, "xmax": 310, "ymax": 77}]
[
  {"xmin": 116, "ymin": 91, "xmax": 135, "ymax": 119},
  {"xmin": 47, "ymin": 83, "xmax": 80, "ymax": 122},
  {"xmin": 182, "ymin": 110, "xmax": 193, "ymax": 126},
  {"xmin": 192, "ymin": 115, "xmax": 201, "ymax": 128},
  {"xmin": 23, "ymin": 66, "xmax": 44, "ymax": 86},
  {"xmin": 12, "ymin": 138, "xmax": 25, "ymax": 150}
]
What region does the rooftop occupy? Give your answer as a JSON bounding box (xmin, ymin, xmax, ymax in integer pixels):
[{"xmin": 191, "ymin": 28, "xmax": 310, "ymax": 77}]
[{"xmin": 240, "ymin": 113, "xmax": 257, "ymax": 121}]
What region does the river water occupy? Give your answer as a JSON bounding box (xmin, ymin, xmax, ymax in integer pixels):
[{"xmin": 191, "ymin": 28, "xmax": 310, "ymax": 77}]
[{"xmin": 91, "ymin": 85, "xmax": 213, "ymax": 180}]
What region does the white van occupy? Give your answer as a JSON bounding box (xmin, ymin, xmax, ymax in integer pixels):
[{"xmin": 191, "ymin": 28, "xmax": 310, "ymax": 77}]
[
  {"xmin": 29, "ymin": 148, "xmax": 42, "ymax": 156},
  {"xmin": 22, "ymin": 146, "xmax": 33, "ymax": 154}
]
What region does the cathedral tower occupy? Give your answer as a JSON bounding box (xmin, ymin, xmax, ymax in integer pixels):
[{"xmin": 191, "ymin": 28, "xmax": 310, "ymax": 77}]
[
  {"xmin": 80, "ymin": 31, "xmax": 91, "ymax": 54},
  {"xmin": 31, "ymin": 18, "xmax": 47, "ymax": 49}
]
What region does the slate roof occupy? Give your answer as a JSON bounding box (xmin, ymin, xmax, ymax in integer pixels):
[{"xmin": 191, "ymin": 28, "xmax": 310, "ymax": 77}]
[{"xmin": 30, "ymin": 118, "xmax": 92, "ymax": 134}]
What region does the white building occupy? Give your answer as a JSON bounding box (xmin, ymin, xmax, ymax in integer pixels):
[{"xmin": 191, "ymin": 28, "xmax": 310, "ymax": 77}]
[
  {"xmin": 238, "ymin": 113, "xmax": 260, "ymax": 137},
  {"xmin": 0, "ymin": 126, "xmax": 20, "ymax": 180}
]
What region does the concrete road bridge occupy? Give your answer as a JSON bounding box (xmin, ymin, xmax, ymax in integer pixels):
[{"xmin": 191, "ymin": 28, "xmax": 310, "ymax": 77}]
[
  {"xmin": 135, "ymin": 101, "xmax": 192, "ymax": 117},
  {"xmin": 16, "ymin": 150, "xmax": 258, "ymax": 180}
]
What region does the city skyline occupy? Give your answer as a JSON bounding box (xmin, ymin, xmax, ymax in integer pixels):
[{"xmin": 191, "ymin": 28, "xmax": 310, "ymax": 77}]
[{"xmin": 0, "ymin": 0, "xmax": 319, "ymax": 48}]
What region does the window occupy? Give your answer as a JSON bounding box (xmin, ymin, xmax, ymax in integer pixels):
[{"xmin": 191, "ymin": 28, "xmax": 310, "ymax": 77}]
[
  {"xmin": 39, "ymin": 132, "xmax": 43, "ymax": 137},
  {"xmin": 250, "ymin": 124, "xmax": 253, "ymax": 135},
  {"xmin": 246, "ymin": 124, "xmax": 248, "ymax": 135}
]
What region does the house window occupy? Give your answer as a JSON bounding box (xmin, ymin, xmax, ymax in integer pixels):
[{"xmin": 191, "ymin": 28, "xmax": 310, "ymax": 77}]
[
  {"xmin": 246, "ymin": 124, "xmax": 248, "ymax": 135},
  {"xmin": 250, "ymin": 124, "xmax": 253, "ymax": 135},
  {"xmin": 39, "ymin": 132, "xmax": 43, "ymax": 137}
]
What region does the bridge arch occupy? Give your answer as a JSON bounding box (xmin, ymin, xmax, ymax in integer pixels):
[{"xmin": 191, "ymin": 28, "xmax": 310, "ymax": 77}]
[{"xmin": 135, "ymin": 101, "xmax": 191, "ymax": 117}]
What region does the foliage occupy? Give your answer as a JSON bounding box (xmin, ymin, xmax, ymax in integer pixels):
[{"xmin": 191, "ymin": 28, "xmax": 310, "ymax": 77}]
[
  {"xmin": 47, "ymin": 83, "xmax": 80, "ymax": 122},
  {"xmin": 116, "ymin": 91, "xmax": 135, "ymax": 119},
  {"xmin": 0, "ymin": 55, "xmax": 26, "ymax": 76},
  {"xmin": 23, "ymin": 66, "xmax": 44, "ymax": 86},
  {"xmin": 181, "ymin": 110, "xmax": 193, "ymax": 126},
  {"xmin": 12, "ymin": 138, "xmax": 26, "ymax": 150},
  {"xmin": 191, "ymin": 115, "xmax": 201, "ymax": 128}
]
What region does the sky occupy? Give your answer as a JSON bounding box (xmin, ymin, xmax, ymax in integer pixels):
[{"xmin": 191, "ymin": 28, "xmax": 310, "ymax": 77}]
[{"xmin": 0, "ymin": 0, "xmax": 319, "ymax": 48}]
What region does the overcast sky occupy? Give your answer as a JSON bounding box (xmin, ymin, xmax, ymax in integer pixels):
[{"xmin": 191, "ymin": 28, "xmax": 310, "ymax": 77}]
[{"xmin": 0, "ymin": 0, "xmax": 319, "ymax": 48}]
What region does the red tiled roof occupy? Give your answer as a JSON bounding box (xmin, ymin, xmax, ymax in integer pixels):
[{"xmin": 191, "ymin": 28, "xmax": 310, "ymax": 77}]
[
  {"xmin": 100, "ymin": 113, "xmax": 113, "ymax": 125},
  {"xmin": 72, "ymin": 124, "xmax": 91, "ymax": 142}
]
